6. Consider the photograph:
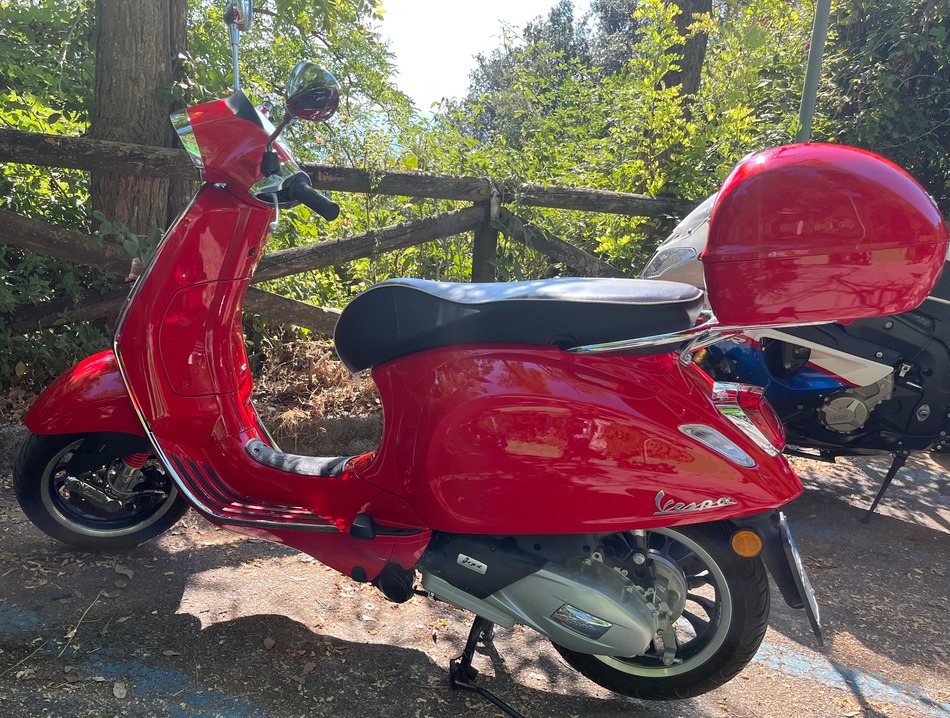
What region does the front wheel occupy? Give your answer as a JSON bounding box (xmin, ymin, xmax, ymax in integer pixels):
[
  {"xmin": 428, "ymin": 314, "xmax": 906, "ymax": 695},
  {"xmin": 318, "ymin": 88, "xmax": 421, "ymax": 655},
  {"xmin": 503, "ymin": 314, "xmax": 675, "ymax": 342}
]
[
  {"xmin": 14, "ymin": 432, "xmax": 189, "ymax": 550},
  {"xmin": 553, "ymin": 523, "xmax": 770, "ymax": 700}
]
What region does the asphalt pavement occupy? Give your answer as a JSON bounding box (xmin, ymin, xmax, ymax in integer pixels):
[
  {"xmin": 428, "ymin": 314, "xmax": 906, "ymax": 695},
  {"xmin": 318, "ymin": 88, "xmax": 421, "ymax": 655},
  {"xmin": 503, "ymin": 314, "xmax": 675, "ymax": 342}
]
[{"xmin": 0, "ymin": 440, "xmax": 947, "ymax": 718}]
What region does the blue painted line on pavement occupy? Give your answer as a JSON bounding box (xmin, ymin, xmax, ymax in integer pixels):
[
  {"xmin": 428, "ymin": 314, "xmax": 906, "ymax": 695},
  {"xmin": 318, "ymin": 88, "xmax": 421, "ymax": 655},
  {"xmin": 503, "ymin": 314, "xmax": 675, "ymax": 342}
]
[
  {"xmin": 0, "ymin": 603, "xmax": 267, "ymax": 718},
  {"xmin": 755, "ymin": 642, "xmax": 950, "ymax": 718}
]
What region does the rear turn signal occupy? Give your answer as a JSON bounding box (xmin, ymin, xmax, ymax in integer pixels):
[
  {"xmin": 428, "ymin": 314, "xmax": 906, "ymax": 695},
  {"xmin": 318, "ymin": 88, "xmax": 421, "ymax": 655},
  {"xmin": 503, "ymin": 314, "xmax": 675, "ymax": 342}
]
[
  {"xmin": 730, "ymin": 529, "xmax": 763, "ymax": 558},
  {"xmin": 712, "ymin": 382, "xmax": 786, "ymax": 456}
]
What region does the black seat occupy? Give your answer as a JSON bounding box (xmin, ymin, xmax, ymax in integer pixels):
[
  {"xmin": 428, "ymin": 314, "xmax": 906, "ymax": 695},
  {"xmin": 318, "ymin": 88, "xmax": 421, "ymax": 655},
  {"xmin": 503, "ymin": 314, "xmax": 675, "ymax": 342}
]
[{"xmin": 334, "ymin": 277, "xmax": 704, "ymax": 372}]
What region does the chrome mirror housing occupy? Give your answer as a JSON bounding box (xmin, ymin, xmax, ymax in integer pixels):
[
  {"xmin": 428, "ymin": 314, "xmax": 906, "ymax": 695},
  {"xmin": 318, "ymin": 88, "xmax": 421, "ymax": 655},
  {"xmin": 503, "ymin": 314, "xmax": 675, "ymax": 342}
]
[
  {"xmin": 285, "ymin": 62, "xmax": 340, "ymax": 122},
  {"xmin": 224, "ymin": 0, "xmax": 254, "ymax": 32}
]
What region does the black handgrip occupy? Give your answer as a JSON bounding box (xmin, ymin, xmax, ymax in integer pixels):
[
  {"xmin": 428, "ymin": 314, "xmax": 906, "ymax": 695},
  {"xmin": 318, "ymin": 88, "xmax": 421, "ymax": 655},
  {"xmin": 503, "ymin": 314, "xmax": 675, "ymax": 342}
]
[{"xmin": 288, "ymin": 178, "xmax": 340, "ymax": 221}]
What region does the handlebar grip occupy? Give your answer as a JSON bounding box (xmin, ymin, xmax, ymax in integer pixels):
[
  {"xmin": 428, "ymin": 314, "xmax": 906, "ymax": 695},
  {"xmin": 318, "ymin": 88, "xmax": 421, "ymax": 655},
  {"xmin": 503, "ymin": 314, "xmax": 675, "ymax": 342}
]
[{"xmin": 288, "ymin": 178, "xmax": 340, "ymax": 221}]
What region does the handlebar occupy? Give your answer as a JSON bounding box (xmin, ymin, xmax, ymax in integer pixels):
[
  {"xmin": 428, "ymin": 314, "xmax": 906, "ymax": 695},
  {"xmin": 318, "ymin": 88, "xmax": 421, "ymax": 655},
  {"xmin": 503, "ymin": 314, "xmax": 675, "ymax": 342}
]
[{"xmin": 287, "ymin": 177, "xmax": 340, "ymax": 221}]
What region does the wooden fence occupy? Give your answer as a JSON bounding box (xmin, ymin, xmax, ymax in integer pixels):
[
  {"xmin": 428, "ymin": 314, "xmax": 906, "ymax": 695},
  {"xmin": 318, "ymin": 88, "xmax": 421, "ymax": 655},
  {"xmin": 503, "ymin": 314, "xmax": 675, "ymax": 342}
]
[{"xmin": 0, "ymin": 128, "xmax": 693, "ymax": 335}]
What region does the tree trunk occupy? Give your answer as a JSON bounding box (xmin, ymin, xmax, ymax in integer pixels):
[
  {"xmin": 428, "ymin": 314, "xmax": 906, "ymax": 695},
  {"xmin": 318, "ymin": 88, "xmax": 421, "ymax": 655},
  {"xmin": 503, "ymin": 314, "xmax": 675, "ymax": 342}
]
[
  {"xmin": 90, "ymin": 0, "xmax": 190, "ymax": 236},
  {"xmin": 665, "ymin": 0, "xmax": 712, "ymax": 97}
]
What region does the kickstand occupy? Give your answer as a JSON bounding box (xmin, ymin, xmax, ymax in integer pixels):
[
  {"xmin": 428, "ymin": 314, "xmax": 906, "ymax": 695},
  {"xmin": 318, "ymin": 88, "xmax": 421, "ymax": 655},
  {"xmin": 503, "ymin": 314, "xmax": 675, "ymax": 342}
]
[
  {"xmin": 861, "ymin": 450, "xmax": 909, "ymax": 522},
  {"xmin": 449, "ymin": 617, "xmax": 524, "ymax": 718}
]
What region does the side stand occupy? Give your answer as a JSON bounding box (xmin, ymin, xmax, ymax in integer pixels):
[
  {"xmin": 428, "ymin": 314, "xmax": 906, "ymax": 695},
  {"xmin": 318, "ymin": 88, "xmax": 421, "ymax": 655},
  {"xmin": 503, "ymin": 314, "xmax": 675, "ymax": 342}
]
[
  {"xmin": 861, "ymin": 450, "xmax": 909, "ymax": 522},
  {"xmin": 449, "ymin": 617, "xmax": 524, "ymax": 718}
]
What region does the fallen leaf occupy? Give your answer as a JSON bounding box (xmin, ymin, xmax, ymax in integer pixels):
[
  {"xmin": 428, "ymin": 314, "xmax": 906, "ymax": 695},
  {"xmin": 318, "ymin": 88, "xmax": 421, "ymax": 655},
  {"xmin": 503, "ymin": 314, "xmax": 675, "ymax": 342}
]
[
  {"xmin": 116, "ymin": 616, "xmax": 131, "ymax": 623},
  {"xmin": 113, "ymin": 681, "xmax": 127, "ymax": 699},
  {"xmin": 64, "ymin": 673, "xmax": 81, "ymax": 684},
  {"xmin": 263, "ymin": 637, "xmax": 276, "ymax": 650},
  {"xmin": 114, "ymin": 580, "xmax": 128, "ymax": 589},
  {"xmin": 162, "ymin": 650, "xmax": 181, "ymax": 657},
  {"xmin": 114, "ymin": 566, "xmax": 134, "ymax": 579},
  {"xmin": 301, "ymin": 662, "xmax": 317, "ymax": 676}
]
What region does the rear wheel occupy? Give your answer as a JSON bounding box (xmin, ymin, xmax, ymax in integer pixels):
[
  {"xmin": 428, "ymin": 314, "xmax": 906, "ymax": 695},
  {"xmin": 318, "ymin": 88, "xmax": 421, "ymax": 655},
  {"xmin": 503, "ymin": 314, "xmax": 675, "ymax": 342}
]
[
  {"xmin": 14, "ymin": 432, "xmax": 189, "ymax": 550},
  {"xmin": 553, "ymin": 523, "xmax": 770, "ymax": 700}
]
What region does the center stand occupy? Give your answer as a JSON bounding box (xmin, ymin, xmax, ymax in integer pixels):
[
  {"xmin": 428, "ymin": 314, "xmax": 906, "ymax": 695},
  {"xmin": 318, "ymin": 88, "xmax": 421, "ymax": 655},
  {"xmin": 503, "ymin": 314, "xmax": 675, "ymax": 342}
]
[{"xmin": 449, "ymin": 617, "xmax": 525, "ymax": 718}]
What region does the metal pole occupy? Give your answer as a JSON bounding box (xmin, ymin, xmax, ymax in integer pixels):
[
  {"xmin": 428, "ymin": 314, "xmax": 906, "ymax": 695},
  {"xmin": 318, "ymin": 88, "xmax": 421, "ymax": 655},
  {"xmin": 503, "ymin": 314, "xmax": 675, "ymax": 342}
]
[
  {"xmin": 230, "ymin": 26, "xmax": 242, "ymax": 92},
  {"xmin": 796, "ymin": 0, "xmax": 832, "ymax": 143}
]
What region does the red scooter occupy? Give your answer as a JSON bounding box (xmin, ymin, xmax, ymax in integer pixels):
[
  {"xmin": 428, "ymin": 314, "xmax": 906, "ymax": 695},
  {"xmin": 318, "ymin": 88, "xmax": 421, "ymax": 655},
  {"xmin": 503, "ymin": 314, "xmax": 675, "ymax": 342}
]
[{"xmin": 13, "ymin": 6, "xmax": 949, "ymax": 712}]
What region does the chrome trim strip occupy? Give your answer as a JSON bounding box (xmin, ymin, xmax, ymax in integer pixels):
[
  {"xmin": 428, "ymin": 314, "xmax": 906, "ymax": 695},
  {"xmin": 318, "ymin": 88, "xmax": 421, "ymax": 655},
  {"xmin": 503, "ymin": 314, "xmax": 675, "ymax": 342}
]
[
  {"xmin": 568, "ymin": 314, "xmax": 833, "ymax": 357},
  {"xmin": 249, "ymin": 162, "xmax": 306, "ymax": 197},
  {"xmin": 170, "ymin": 110, "xmax": 203, "ymax": 169},
  {"xmin": 567, "ymin": 316, "xmax": 721, "ymax": 355}
]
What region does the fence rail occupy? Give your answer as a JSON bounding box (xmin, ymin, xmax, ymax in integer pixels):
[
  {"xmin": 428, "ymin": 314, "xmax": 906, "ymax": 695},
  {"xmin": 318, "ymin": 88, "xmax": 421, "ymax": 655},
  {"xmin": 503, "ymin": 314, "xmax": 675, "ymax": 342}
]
[{"xmin": 0, "ymin": 128, "xmax": 692, "ymax": 334}]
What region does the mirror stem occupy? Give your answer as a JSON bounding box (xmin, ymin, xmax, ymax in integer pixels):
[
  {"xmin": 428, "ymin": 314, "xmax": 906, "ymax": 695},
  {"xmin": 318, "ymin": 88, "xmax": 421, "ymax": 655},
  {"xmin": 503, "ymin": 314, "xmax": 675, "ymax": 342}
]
[
  {"xmin": 266, "ymin": 116, "xmax": 294, "ymax": 148},
  {"xmin": 229, "ymin": 26, "xmax": 242, "ymax": 92}
]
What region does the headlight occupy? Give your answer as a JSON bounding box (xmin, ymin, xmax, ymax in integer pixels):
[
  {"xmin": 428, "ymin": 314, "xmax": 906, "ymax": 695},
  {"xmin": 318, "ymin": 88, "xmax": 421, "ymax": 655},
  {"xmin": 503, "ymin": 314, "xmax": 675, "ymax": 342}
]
[{"xmin": 642, "ymin": 246, "xmax": 698, "ymax": 279}]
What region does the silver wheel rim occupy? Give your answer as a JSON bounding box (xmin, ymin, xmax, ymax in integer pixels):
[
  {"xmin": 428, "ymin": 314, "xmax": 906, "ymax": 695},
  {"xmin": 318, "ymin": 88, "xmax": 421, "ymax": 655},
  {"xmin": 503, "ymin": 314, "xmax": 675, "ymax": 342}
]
[
  {"xmin": 40, "ymin": 440, "xmax": 179, "ymax": 539},
  {"xmin": 595, "ymin": 527, "xmax": 733, "ymax": 678}
]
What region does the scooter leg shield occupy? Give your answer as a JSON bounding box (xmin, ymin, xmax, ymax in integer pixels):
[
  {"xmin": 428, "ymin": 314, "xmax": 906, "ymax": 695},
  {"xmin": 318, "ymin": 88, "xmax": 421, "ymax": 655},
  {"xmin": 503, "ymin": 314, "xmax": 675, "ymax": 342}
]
[{"xmin": 24, "ymin": 350, "xmax": 144, "ymax": 437}]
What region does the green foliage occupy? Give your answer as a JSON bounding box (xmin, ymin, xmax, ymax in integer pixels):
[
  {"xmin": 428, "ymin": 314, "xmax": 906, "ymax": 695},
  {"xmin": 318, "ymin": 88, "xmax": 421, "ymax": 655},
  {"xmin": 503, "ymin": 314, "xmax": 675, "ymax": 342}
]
[
  {"xmin": 0, "ymin": 0, "xmax": 111, "ymax": 390},
  {"xmin": 816, "ymin": 0, "xmax": 950, "ymax": 211},
  {"xmin": 3, "ymin": 0, "xmax": 948, "ymax": 393},
  {"xmin": 420, "ymin": 0, "xmax": 810, "ymax": 274},
  {"xmin": 0, "ymin": 0, "xmax": 405, "ymax": 390}
]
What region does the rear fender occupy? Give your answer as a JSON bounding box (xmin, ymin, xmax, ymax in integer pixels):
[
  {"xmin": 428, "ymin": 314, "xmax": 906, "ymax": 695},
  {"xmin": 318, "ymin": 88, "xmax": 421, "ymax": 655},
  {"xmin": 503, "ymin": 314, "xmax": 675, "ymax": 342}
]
[
  {"xmin": 732, "ymin": 511, "xmax": 803, "ymax": 608},
  {"xmin": 24, "ymin": 350, "xmax": 144, "ymax": 437}
]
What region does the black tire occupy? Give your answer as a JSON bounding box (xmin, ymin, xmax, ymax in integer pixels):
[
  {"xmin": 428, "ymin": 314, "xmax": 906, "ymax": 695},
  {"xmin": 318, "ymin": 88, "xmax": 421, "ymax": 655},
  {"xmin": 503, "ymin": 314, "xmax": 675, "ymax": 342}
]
[
  {"xmin": 553, "ymin": 523, "xmax": 770, "ymax": 700},
  {"xmin": 13, "ymin": 432, "xmax": 189, "ymax": 551}
]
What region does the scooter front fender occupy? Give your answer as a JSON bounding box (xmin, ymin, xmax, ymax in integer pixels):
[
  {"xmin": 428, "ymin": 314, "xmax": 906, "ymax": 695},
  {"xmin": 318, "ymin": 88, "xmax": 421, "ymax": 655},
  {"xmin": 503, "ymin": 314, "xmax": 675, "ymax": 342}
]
[{"xmin": 24, "ymin": 350, "xmax": 144, "ymax": 437}]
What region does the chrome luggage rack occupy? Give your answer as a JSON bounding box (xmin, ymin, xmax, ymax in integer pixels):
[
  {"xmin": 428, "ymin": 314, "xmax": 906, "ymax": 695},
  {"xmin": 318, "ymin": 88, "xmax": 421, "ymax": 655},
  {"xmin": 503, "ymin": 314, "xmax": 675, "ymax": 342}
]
[{"xmin": 568, "ymin": 310, "xmax": 826, "ymax": 364}]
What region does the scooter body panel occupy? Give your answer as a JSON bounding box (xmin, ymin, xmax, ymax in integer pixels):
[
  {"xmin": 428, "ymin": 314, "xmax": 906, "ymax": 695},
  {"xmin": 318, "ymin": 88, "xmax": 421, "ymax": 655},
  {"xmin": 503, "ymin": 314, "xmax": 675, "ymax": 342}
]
[
  {"xmin": 362, "ymin": 345, "xmax": 803, "ymax": 534},
  {"xmin": 105, "ymin": 182, "xmax": 430, "ymax": 580},
  {"xmin": 23, "ymin": 350, "xmax": 143, "ymax": 437}
]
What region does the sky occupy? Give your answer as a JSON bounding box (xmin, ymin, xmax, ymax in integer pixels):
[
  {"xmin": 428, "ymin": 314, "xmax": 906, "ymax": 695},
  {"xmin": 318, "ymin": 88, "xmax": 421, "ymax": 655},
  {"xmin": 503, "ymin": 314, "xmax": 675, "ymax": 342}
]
[{"xmin": 376, "ymin": 0, "xmax": 590, "ymax": 109}]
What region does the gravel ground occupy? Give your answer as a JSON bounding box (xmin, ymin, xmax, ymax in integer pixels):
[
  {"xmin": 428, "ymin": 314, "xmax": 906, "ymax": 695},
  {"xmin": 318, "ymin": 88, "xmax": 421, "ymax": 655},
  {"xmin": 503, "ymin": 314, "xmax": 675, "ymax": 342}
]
[{"xmin": 1, "ymin": 436, "xmax": 948, "ymax": 718}]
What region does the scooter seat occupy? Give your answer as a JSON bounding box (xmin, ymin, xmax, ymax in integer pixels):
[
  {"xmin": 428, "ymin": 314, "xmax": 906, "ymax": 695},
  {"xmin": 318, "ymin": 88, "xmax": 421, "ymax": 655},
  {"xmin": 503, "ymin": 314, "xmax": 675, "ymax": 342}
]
[{"xmin": 334, "ymin": 277, "xmax": 704, "ymax": 373}]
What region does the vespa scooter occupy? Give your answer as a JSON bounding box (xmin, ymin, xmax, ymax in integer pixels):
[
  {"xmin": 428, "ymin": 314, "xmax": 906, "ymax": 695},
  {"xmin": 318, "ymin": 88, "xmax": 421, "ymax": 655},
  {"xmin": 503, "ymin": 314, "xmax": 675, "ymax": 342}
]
[{"xmin": 13, "ymin": 5, "xmax": 949, "ymax": 711}]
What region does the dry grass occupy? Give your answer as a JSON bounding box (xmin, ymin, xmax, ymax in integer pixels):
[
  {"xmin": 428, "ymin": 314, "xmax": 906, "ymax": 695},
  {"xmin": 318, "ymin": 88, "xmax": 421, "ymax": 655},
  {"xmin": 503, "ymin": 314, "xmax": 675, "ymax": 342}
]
[
  {"xmin": 0, "ymin": 386, "xmax": 38, "ymax": 424},
  {"xmin": 1, "ymin": 338, "xmax": 379, "ymax": 431},
  {"xmin": 252, "ymin": 337, "xmax": 381, "ymax": 434}
]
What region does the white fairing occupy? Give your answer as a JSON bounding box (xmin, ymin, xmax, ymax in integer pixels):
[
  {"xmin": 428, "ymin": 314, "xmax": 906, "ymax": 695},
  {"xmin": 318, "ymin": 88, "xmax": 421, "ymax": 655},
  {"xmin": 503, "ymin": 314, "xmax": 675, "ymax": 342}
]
[
  {"xmin": 742, "ymin": 330, "xmax": 892, "ymax": 386},
  {"xmin": 641, "ymin": 193, "xmax": 716, "ymax": 289},
  {"xmin": 642, "ymin": 195, "xmax": 894, "ymax": 387}
]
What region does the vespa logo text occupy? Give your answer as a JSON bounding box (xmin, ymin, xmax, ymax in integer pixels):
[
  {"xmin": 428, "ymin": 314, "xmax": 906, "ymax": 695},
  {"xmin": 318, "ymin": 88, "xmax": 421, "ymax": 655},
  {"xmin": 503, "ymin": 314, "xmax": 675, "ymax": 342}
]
[
  {"xmin": 653, "ymin": 490, "xmax": 738, "ymax": 516},
  {"xmin": 457, "ymin": 554, "xmax": 488, "ymax": 575}
]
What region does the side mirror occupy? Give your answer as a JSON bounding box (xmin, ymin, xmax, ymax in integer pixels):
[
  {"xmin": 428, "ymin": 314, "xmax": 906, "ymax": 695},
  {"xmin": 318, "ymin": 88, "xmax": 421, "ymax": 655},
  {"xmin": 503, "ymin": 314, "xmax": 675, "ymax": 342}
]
[
  {"xmin": 285, "ymin": 62, "xmax": 340, "ymax": 122},
  {"xmin": 224, "ymin": 0, "xmax": 254, "ymax": 32},
  {"xmin": 223, "ymin": 0, "xmax": 254, "ymax": 92}
]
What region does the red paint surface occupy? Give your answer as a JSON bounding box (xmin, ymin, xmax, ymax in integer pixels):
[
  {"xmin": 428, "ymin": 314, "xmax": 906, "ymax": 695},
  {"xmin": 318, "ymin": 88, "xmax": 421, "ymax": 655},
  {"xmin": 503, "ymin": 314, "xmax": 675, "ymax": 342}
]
[
  {"xmin": 703, "ymin": 143, "xmax": 949, "ymax": 325},
  {"xmin": 24, "ymin": 351, "xmax": 142, "ymax": 436},
  {"xmin": 360, "ymin": 346, "xmax": 802, "ymax": 534}
]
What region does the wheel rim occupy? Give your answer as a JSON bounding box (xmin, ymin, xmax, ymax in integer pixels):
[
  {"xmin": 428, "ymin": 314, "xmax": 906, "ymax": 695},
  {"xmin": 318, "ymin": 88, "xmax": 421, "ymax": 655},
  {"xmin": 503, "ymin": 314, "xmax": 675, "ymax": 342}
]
[
  {"xmin": 595, "ymin": 527, "xmax": 733, "ymax": 678},
  {"xmin": 40, "ymin": 440, "xmax": 180, "ymax": 539}
]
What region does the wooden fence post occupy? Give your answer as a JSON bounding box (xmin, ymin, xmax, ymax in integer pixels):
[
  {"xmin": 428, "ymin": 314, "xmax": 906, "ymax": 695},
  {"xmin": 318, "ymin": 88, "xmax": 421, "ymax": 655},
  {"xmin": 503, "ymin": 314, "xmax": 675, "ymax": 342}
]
[{"xmin": 471, "ymin": 185, "xmax": 500, "ymax": 283}]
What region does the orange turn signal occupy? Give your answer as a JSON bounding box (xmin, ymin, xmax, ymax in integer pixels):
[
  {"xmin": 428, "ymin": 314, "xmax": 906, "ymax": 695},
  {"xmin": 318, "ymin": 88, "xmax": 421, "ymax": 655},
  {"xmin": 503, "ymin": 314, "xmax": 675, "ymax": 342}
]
[{"xmin": 730, "ymin": 529, "xmax": 763, "ymax": 558}]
